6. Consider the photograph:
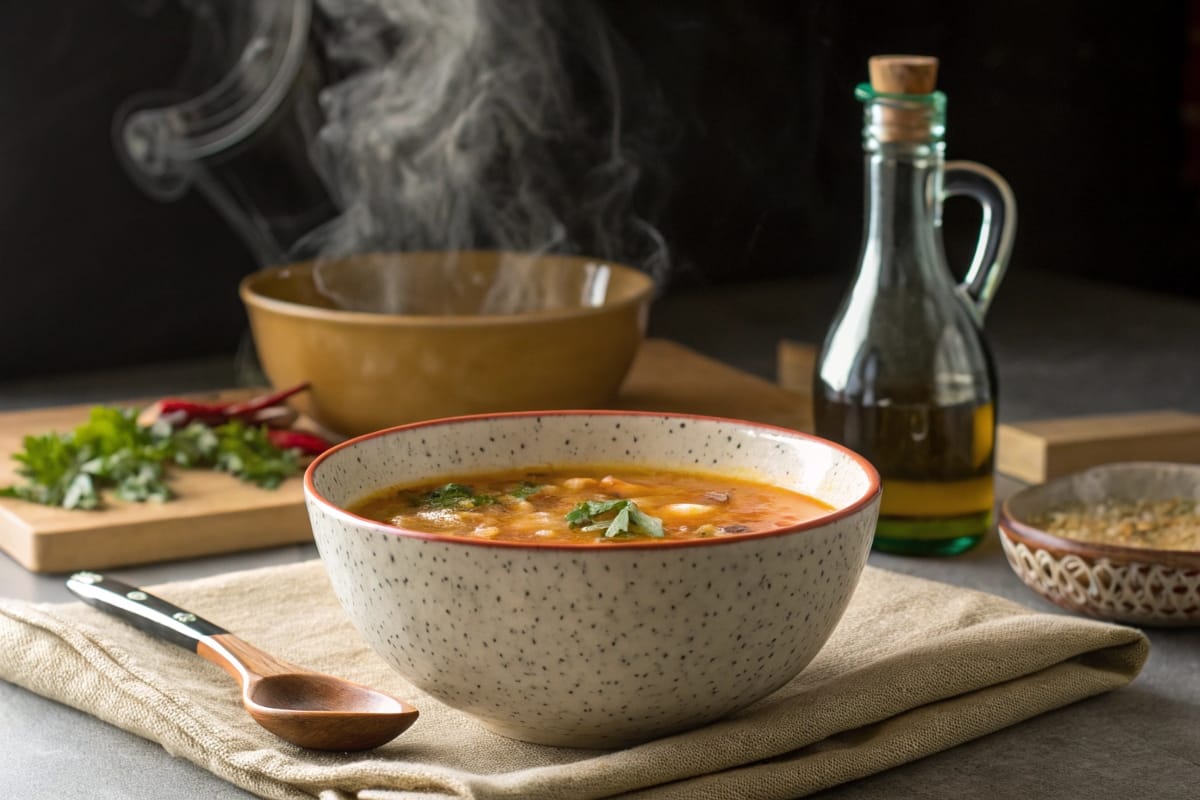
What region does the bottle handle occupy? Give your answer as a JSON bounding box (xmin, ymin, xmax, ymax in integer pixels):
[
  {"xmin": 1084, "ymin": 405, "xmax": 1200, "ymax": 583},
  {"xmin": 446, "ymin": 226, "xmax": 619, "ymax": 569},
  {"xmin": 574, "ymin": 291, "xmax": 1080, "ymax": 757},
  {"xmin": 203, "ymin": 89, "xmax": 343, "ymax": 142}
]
[{"xmin": 943, "ymin": 161, "xmax": 1017, "ymax": 319}]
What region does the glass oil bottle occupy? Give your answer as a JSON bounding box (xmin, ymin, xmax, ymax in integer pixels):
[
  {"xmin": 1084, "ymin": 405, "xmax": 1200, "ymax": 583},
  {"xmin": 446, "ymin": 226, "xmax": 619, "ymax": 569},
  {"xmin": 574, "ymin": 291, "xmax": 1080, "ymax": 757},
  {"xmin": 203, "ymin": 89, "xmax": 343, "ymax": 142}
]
[{"xmin": 813, "ymin": 55, "xmax": 1016, "ymax": 555}]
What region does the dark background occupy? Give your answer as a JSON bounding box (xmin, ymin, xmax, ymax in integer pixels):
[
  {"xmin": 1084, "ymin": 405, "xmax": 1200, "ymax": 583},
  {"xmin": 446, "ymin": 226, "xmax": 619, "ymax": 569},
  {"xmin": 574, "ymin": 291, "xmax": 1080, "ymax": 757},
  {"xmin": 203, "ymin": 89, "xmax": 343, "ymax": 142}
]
[{"xmin": 1, "ymin": 1, "xmax": 1197, "ymax": 381}]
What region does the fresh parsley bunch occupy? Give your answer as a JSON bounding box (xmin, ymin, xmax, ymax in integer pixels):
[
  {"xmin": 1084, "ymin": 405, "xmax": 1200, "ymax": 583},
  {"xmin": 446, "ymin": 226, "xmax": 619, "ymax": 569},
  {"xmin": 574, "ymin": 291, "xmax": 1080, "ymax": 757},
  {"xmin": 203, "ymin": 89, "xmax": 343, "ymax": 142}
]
[{"xmin": 0, "ymin": 406, "xmax": 298, "ymax": 510}]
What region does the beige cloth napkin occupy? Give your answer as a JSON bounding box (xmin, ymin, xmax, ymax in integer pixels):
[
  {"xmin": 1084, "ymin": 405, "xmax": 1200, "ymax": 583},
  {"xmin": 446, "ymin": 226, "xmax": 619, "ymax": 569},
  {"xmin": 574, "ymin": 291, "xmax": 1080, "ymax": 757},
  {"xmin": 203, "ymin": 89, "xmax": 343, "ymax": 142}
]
[{"xmin": 0, "ymin": 561, "xmax": 1147, "ymax": 800}]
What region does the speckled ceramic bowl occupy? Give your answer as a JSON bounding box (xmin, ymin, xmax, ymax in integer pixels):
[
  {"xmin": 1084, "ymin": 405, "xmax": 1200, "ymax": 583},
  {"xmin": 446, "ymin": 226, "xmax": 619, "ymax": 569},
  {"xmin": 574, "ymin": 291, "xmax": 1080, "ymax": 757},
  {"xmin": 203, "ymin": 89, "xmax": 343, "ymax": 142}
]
[
  {"xmin": 240, "ymin": 251, "xmax": 654, "ymax": 436},
  {"xmin": 304, "ymin": 411, "xmax": 880, "ymax": 748},
  {"xmin": 1000, "ymin": 462, "xmax": 1200, "ymax": 627}
]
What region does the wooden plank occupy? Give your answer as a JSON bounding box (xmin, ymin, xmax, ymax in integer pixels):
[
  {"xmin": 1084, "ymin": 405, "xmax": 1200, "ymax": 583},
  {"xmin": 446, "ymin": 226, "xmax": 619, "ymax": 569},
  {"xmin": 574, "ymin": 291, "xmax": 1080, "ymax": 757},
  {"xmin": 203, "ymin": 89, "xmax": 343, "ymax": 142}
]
[
  {"xmin": 996, "ymin": 411, "xmax": 1200, "ymax": 484},
  {"xmin": 775, "ymin": 340, "xmax": 1200, "ymax": 485},
  {"xmin": 619, "ymin": 340, "xmax": 812, "ymax": 432},
  {"xmin": 0, "ymin": 340, "xmax": 813, "ymax": 573},
  {"xmin": 775, "ymin": 339, "xmax": 817, "ymax": 406}
]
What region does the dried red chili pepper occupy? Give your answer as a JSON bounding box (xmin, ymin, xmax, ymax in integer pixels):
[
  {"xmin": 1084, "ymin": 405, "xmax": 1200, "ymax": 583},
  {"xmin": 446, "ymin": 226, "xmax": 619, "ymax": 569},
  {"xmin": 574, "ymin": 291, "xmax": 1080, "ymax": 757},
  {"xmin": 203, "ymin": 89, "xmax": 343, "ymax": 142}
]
[
  {"xmin": 266, "ymin": 429, "xmax": 332, "ymax": 456},
  {"xmin": 222, "ymin": 382, "xmax": 311, "ymax": 420},
  {"xmin": 140, "ymin": 382, "xmax": 311, "ymax": 428}
]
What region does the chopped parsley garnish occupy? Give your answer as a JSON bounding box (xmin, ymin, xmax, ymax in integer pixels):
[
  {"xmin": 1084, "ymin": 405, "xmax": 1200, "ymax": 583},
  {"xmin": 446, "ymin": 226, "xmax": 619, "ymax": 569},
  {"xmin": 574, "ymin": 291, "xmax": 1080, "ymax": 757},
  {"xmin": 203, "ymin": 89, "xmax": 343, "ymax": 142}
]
[
  {"xmin": 418, "ymin": 483, "xmax": 497, "ymax": 509},
  {"xmin": 0, "ymin": 407, "xmax": 298, "ymax": 510},
  {"xmin": 508, "ymin": 482, "xmax": 542, "ymax": 500},
  {"xmin": 565, "ymin": 499, "xmax": 665, "ymax": 539}
]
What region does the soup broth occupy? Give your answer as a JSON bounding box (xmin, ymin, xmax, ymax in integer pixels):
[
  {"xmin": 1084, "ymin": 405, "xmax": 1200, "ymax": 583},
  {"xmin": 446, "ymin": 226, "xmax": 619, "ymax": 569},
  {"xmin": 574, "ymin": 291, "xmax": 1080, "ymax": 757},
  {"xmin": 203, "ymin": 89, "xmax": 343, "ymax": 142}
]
[{"xmin": 350, "ymin": 467, "xmax": 834, "ymax": 543}]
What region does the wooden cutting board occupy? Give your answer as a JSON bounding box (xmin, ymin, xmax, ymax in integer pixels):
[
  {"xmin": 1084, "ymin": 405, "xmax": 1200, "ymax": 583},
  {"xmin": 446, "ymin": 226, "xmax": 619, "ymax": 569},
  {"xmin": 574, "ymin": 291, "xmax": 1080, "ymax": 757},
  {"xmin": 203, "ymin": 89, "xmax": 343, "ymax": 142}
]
[{"xmin": 0, "ymin": 339, "xmax": 811, "ymax": 573}]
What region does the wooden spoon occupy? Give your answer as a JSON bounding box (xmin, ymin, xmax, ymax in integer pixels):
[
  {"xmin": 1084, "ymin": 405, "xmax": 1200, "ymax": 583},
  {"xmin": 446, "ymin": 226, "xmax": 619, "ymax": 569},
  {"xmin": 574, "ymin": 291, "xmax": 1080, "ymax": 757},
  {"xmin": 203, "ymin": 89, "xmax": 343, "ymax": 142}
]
[{"xmin": 66, "ymin": 572, "xmax": 418, "ymax": 751}]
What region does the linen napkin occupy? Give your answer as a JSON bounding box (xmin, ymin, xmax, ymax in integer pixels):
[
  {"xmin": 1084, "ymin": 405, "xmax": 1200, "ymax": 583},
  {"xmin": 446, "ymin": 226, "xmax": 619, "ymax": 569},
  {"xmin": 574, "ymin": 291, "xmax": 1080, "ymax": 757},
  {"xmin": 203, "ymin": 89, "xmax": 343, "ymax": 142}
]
[{"xmin": 0, "ymin": 561, "xmax": 1147, "ymax": 800}]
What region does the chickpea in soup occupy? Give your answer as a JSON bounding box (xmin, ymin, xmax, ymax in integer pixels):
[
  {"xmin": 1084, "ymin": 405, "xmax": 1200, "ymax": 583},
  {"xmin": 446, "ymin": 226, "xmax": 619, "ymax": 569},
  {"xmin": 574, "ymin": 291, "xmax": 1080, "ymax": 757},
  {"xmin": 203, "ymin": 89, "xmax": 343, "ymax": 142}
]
[{"xmin": 350, "ymin": 467, "xmax": 834, "ymax": 543}]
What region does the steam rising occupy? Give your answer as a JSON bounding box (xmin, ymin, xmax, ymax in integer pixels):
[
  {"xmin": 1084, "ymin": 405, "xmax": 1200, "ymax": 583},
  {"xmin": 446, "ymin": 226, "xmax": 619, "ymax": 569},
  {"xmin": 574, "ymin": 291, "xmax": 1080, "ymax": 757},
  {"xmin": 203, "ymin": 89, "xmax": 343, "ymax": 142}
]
[{"xmin": 304, "ymin": 0, "xmax": 668, "ymax": 313}]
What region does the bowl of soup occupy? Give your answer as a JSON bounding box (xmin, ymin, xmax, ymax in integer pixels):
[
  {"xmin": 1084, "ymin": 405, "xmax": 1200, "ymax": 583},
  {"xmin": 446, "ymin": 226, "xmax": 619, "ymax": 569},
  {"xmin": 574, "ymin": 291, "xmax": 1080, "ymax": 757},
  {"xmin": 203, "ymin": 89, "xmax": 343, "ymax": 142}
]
[
  {"xmin": 304, "ymin": 411, "xmax": 881, "ymax": 748},
  {"xmin": 240, "ymin": 251, "xmax": 655, "ymax": 436}
]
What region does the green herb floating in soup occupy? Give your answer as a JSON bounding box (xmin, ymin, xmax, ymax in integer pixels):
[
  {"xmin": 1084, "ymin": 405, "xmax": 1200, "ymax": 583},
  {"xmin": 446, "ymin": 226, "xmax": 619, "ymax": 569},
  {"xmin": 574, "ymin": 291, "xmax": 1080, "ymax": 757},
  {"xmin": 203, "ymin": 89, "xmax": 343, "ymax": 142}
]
[
  {"xmin": 565, "ymin": 499, "xmax": 665, "ymax": 539},
  {"xmin": 417, "ymin": 483, "xmax": 499, "ymax": 509},
  {"xmin": 507, "ymin": 482, "xmax": 543, "ymax": 500},
  {"xmin": 350, "ymin": 468, "xmax": 834, "ymax": 543}
]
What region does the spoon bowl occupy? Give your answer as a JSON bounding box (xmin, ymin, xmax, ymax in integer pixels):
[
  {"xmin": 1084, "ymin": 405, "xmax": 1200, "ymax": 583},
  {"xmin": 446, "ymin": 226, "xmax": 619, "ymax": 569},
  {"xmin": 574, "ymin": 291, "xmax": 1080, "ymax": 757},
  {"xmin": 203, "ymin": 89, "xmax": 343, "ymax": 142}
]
[
  {"xmin": 67, "ymin": 572, "xmax": 418, "ymax": 751},
  {"xmin": 244, "ymin": 674, "xmax": 417, "ymax": 751}
]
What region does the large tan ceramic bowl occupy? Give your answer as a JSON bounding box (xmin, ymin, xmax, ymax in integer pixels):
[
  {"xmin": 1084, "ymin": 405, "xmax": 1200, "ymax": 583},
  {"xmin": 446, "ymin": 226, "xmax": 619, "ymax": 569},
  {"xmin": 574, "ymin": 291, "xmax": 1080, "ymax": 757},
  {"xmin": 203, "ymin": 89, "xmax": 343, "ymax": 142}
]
[
  {"xmin": 304, "ymin": 411, "xmax": 881, "ymax": 748},
  {"xmin": 240, "ymin": 252, "xmax": 654, "ymax": 435}
]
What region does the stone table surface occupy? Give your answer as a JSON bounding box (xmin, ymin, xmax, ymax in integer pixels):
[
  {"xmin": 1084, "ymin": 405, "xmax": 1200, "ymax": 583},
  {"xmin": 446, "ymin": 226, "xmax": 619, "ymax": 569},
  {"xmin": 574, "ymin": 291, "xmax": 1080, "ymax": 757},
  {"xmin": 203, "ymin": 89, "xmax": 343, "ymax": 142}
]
[{"xmin": 1, "ymin": 270, "xmax": 1198, "ymax": 799}]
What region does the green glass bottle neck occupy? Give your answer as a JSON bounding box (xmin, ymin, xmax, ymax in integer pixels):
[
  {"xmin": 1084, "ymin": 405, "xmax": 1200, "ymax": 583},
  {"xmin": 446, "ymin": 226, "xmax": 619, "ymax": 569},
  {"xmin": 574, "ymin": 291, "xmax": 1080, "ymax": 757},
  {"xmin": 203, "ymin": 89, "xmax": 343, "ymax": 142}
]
[
  {"xmin": 855, "ymin": 83, "xmax": 946, "ymax": 151},
  {"xmin": 857, "ymin": 145, "xmax": 950, "ymax": 289},
  {"xmin": 853, "ymin": 85, "xmax": 952, "ymax": 288}
]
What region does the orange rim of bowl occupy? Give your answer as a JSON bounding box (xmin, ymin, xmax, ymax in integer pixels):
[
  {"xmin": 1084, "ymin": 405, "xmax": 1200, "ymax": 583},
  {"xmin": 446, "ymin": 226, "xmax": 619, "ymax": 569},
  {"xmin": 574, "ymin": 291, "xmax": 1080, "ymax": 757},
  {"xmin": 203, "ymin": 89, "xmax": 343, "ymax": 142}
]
[
  {"xmin": 239, "ymin": 252, "xmax": 656, "ymax": 327},
  {"xmin": 304, "ymin": 409, "xmax": 883, "ymax": 551},
  {"xmin": 999, "ymin": 495, "xmax": 1200, "ymax": 572}
]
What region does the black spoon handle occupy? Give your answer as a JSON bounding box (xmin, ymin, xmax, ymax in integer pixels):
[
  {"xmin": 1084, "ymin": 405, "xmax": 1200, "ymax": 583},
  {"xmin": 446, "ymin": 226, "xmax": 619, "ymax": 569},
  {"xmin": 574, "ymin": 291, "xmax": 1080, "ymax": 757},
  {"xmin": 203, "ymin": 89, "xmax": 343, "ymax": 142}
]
[{"xmin": 66, "ymin": 571, "xmax": 227, "ymax": 652}]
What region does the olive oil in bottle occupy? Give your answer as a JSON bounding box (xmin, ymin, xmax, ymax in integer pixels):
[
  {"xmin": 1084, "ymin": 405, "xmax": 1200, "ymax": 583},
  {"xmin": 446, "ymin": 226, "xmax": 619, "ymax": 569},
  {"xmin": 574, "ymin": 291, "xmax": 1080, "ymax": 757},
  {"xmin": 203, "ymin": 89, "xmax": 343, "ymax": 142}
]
[
  {"xmin": 815, "ymin": 396, "xmax": 996, "ymax": 554},
  {"xmin": 813, "ymin": 55, "xmax": 1015, "ymax": 556}
]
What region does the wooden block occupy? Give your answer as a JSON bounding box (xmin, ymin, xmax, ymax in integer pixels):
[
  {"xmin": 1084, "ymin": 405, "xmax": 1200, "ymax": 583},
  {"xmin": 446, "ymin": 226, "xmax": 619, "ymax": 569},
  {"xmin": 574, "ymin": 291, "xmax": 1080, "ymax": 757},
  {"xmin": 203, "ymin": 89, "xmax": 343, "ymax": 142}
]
[
  {"xmin": 996, "ymin": 411, "xmax": 1200, "ymax": 484},
  {"xmin": 776, "ymin": 340, "xmax": 1200, "ymax": 486}
]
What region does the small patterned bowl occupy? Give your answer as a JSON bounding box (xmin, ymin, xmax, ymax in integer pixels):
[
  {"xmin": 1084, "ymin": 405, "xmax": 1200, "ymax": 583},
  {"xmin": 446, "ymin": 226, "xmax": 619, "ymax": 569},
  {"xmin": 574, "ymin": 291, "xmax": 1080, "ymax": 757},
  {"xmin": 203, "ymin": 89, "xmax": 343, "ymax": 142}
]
[
  {"xmin": 999, "ymin": 462, "xmax": 1200, "ymax": 627},
  {"xmin": 304, "ymin": 411, "xmax": 880, "ymax": 748}
]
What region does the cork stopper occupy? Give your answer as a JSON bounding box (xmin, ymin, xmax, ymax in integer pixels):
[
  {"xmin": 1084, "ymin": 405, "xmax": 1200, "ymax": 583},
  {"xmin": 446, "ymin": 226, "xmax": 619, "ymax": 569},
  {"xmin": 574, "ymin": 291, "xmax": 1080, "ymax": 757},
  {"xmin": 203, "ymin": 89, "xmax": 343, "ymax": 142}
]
[
  {"xmin": 865, "ymin": 55, "xmax": 940, "ymax": 143},
  {"xmin": 868, "ymin": 55, "xmax": 939, "ymax": 94}
]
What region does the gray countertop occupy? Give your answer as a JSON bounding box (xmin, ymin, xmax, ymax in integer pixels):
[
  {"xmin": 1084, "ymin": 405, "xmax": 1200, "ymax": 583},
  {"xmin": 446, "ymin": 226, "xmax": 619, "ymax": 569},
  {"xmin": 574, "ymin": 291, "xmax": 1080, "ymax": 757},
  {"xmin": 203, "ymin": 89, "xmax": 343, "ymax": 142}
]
[{"xmin": 1, "ymin": 271, "xmax": 1198, "ymax": 799}]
